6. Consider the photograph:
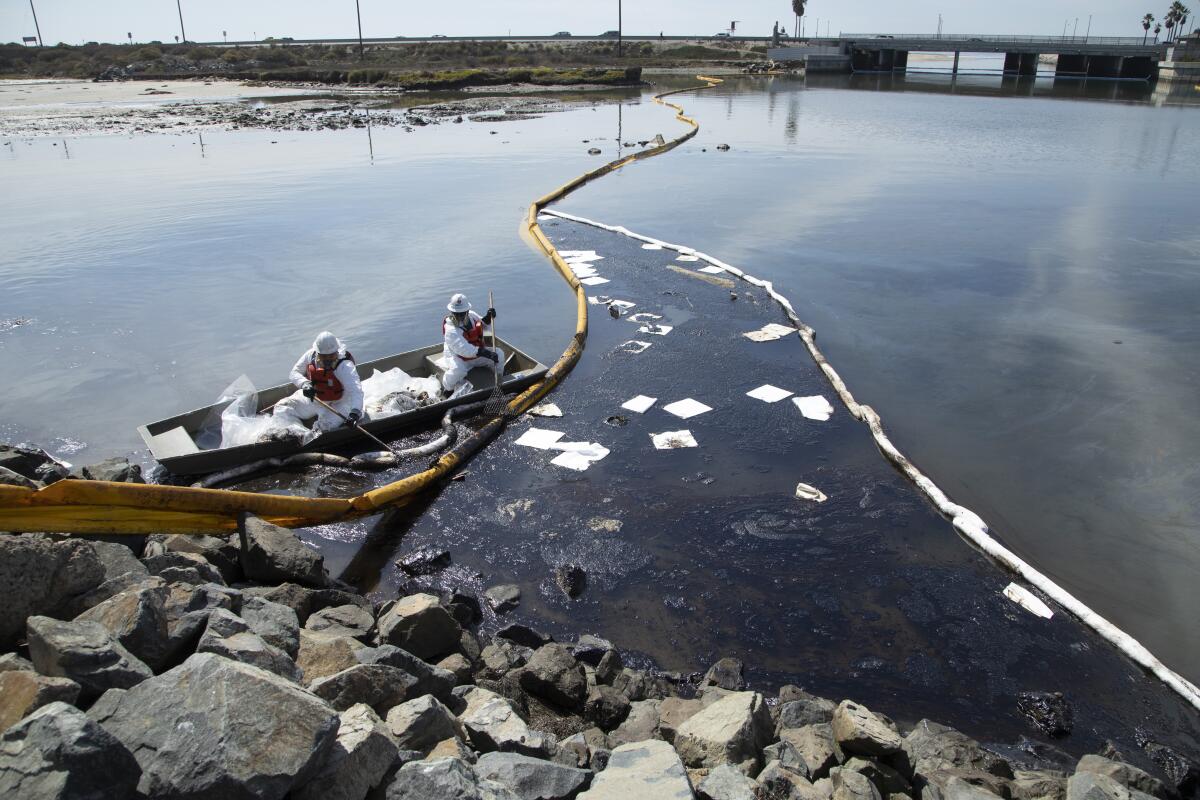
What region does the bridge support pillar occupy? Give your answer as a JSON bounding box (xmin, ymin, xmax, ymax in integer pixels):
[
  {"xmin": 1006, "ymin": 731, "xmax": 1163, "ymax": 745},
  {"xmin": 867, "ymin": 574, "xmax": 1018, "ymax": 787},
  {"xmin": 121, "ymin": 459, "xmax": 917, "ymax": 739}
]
[
  {"xmin": 952, "ymin": 50, "xmax": 960, "ymax": 74},
  {"xmin": 1004, "ymin": 52, "xmax": 1040, "ymax": 75},
  {"xmin": 893, "ymin": 50, "xmax": 908, "ymax": 71}
]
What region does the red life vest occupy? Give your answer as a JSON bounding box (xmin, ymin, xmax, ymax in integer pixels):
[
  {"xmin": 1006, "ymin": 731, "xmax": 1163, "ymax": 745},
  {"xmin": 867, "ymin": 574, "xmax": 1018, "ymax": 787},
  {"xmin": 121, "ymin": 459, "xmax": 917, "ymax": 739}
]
[
  {"xmin": 306, "ymin": 352, "xmax": 353, "ymax": 401},
  {"xmin": 444, "ymin": 316, "xmax": 485, "ymax": 361}
]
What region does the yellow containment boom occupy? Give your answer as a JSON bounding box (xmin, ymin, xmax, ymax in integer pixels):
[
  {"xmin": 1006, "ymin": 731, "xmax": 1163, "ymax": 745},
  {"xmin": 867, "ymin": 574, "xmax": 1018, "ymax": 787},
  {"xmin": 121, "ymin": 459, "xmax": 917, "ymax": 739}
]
[{"xmin": 0, "ymin": 77, "xmax": 722, "ymax": 536}]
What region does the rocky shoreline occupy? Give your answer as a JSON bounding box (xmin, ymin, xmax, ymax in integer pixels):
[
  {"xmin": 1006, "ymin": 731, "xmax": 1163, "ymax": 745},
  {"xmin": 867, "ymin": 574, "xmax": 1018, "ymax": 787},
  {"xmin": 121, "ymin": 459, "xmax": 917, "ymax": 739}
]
[{"xmin": 2, "ymin": 443, "xmax": 1197, "ymax": 799}]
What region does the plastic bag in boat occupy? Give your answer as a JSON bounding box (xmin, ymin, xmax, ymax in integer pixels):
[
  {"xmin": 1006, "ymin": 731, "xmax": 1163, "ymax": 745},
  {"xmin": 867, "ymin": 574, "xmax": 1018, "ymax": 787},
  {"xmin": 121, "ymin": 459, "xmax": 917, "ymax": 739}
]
[
  {"xmin": 362, "ymin": 367, "xmax": 443, "ymax": 419},
  {"xmin": 197, "ymin": 375, "xmax": 313, "ymax": 450}
]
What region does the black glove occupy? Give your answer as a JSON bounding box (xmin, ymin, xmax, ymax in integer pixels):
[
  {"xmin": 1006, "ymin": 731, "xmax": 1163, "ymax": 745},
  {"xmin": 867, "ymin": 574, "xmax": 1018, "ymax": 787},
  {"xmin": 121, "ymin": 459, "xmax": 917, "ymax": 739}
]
[
  {"xmin": 302, "ymin": 381, "xmax": 315, "ymax": 399},
  {"xmin": 346, "ymin": 409, "xmax": 362, "ymax": 426},
  {"xmin": 483, "ymin": 307, "xmax": 497, "ymax": 324},
  {"xmin": 477, "ymin": 347, "xmax": 499, "ymax": 363}
]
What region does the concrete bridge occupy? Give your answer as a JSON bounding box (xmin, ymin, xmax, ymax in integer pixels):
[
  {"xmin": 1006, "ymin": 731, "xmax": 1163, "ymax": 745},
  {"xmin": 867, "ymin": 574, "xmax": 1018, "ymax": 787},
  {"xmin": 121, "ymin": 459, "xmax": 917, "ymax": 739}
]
[{"xmin": 770, "ymin": 34, "xmax": 1166, "ymax": 79}]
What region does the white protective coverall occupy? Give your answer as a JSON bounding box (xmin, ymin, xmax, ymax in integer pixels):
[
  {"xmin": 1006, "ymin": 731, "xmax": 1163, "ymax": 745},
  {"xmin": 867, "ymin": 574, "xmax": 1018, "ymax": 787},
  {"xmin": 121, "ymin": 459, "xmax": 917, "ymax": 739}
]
[
  {"xmin": 273, "ymin": 338, "xmax": 365, "ymax": 433},
  {"xmin": 441, "ymin": 311, "xmax": 504, "ymax": 392}
]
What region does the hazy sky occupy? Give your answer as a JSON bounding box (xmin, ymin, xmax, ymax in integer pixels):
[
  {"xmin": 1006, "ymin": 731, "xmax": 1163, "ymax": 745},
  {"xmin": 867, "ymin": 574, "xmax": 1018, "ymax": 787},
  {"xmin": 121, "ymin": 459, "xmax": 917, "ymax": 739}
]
[{"xmin": 1, "ymin": 1, "xmax": 1173, "ymax": 46}]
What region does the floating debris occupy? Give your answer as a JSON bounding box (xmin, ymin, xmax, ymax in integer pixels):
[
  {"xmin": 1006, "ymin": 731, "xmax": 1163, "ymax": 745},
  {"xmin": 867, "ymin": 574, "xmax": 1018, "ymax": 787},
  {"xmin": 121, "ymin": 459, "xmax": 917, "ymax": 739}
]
[
  {"xmin": 621, "ymin": 395, "xmax": 657, "ymax": 414},
  {"xmin": 747, "ymin": 384, "xmax": 794, "ymax": 403},
  {"xmin": 651, "ymin": 430, "xmax": 698, "ymax": 449},
  {"xmin": 638, "ymin": 323, "xmax": 673, "ymax": 336},
  {"xmin": 1003, "ymin": 583, "xmax": 1054, "ymax": 619},
  {"xmin": 743, "ymin": 323, "xmax": 796, "ymax": 342},
  {"xmin": 514, "ymin": 428, "xmax": 565, "ymax": 450},
  {"xmin": 619, "ymin": 340, "xmax": 652, "ymax": 354},
  {"xmin": 627, "ymin": 312, "xmax": 662, "ymax": 324},
  {"xmin": 662, "ymin": 399, "xmax": 712, "ymax": 420},
  {"xmin": 579, "ymin": 276, "xmax": 610, "ymax": 286},
  {"xmin": 698, "ymin": 265, "xmax": 726, "ymax": 274},
  {"xmin": 793, "ymin": 395, "xmax": 835, "ymax": 421},
  {"xmin": 528, "ymin": 403, "xmax": 563, "ymax": 418},
  {"xmin": 604, "ymin": 415, "xmax": 628, "ymax": 427},
  {"xmin": 641, "ymin": 243, "xmax": 663, "ymax": 250},
  {"xmin": 795, "ymin": 482, "xmax": 828, "ymax": 503},
  {"xmin": 677, "ymin": 255, "xmax": 700, "ymax": 262}
]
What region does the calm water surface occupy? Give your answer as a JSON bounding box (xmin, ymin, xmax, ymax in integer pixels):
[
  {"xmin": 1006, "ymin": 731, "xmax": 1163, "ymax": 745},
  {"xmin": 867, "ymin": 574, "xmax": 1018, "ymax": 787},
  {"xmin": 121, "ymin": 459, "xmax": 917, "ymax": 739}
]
[{"xmin": 3, "ymin": 74, "xmax": 1199, "ymax": 688}]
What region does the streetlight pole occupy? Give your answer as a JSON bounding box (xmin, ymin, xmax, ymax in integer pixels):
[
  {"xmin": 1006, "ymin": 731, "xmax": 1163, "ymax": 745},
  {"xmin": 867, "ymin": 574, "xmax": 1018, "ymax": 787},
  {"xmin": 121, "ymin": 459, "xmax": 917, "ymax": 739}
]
[
  {"xmin": 176, "ymin": 0, "xmax": 187, "ymax": 44},
  {"xmin": 1062, "ymin": 20, "xmax": 1069, "ymax": 39},
  {"xmin": 617, "ymin": 0, "xmax": 622, "ymax": 58},
  {"xmin": 1072, "ymin": 17, "xmax": 1079, "ymax": 39},
  {"xmin": 28, "ymin": 0, "xmax": 43, "ymax": 47},
  {"xmin": 355, "ymin": 0, "xmax": 365, "ymax": 61},
  {"xmin": 1085, "ymin": 14, "xmax": 1092, "ymax": 41}
]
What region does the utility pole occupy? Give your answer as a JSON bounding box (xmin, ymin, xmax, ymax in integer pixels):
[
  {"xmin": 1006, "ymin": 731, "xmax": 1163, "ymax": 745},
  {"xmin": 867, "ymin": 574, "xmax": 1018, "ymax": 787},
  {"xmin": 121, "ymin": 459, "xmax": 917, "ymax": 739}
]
[
  {"xmin": 355, "ymin": 0, "xmax": 365, "ymax": 61},
  {"xmin": 617, "ymin": 0, "xmax": 622, "ymax": 58},
  {"xmin": 29, "ymin": 0, "xmax": 43, "ymax": 47},
  {"xmin": 176, "ymin": 0, "xmax": 187, "ymax": 43},
  {"xmin": 814, "ymin": 18, "xmax": 819, "ymax": 39},
  {"xmin": 127, "ymin": 32, "xmax": 132, "ymax": 45}
]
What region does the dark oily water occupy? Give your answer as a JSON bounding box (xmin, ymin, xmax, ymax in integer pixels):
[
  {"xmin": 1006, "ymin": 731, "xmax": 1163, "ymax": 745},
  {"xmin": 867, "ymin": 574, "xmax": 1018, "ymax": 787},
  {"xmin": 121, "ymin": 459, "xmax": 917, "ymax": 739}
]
[
  {"xmin": 559, "ymin": 74, "xmax": 1200, "ymax": 687},
  {"xmin": 330, "ymin": 217, "xmax": 1200, "ymax": 768}
]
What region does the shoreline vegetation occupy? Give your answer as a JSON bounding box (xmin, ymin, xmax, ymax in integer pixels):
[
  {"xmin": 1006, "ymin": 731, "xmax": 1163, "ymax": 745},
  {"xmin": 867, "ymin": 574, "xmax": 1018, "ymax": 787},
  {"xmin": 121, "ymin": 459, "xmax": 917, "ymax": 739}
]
[{"xmin": 0, "ymin": 39, "xmax": 775, "ymax": 89}]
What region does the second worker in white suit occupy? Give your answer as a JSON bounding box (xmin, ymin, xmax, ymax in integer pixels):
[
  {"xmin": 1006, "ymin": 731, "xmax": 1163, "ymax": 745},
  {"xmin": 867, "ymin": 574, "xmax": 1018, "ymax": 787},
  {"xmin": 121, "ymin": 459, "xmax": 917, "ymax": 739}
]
[
  {"xmin": 441, "ymin": 293, "xmax": 502, "ymax": 396},
  {"xmin": 273, "ymin": 331, "xmax": 365, "ymax": 433}
]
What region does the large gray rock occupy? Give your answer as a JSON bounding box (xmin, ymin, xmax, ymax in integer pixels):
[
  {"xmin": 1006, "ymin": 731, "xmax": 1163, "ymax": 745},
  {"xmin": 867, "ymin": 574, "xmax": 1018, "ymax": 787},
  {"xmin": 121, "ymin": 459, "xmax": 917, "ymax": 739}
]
[
  {"xmin": 698, "ymin": 763, "xmax": 759, "ymax": 799},
  {"xmin": 1010, "ymin": 770, "xmax": 1067, "ymax": 800},
  {"xmin": 577, "ymin": 739, "xmax": 694, "ymax": 799},
  {"xmin": 482, "ymin": 640, "xmax": 536, "ymax": 678},
  {"xmin": 146, "ymin": 533, "xmax": 241, "ymax": 583},
  {"xmin": 238, "ymin": 514, "xmax": 328, "ymax": 588},
  {"xmin": 75, "ymin": 582, "xmax": 170, "ymax": 670},
  {"xmin": 777, "ymin": 692, "xmax": 837, "ymax": 730},
  {"xmin": 758, "ymin": 760, "xmax": 822, "ymax": 800},
  {"xmin": 359, "ymin": 644, "xmax": 458, "ymax": 701},
  {"xmin": 764, "ymin": 739, "xmax": 811, "ymax": 779},
  {"xmin": 0, "ymin": 534, "xmax": 104, "ymax": 644},
  {"xmin": 520, "ymin": 644, "xmax": 588, "ymax": 710},
  {"xmin": 1075, "ymin": 756, "xmax": 1165, "ymax": 799},
  {"xmin": 143, "ymin": 552, "xmax": 226, "ymax": 586},
  {"xmin": 0, "ymin": 653, "xmax": 34, "ymax": 673},
  {"xmin": 458, "ymin": 686, "xmax": 557, "ymax": 757},
  {"xmin": 88, "ymin": 652, "xmax": 339, "ymax": 799},
  {"xmin": 241, "ymin": 582, "xmax": 370, "ymax": 625},
  {"xmin": 780, "ymin": 724, "xmax": 840, "ymax": 781},
  {"xmin": 585, "ymin": 685, "xmax": 632, "ymax": 731},
  {"xmin": 486, "ymin": 584, "xmax": 522, "ymax": 614},
  {"xmin": 831, "ymin": 766, "xmax": 884, "ymax": 800},
  {"xmin": 307, "ymin": 603, "xmax": 375, "ymax": 641},
  {"xmin": 298, "ymin": 629, "xmax": 368, "ymax": 682},
  {"xmin": 0, "ymin": 671, "xmax": 80, "ymax": 733},
  {"xmin": 926, "ymin": 774, "xmax": 1008, "ymax": 800},
  {"xmin": 701, "ymin": 658, "xmax": 746, "ymax": 691},
  {"xmin": 240, "ymin": 595, "xmax": 300, "ymax": 658},
  {"xmin": 26, "ymin": 616, "xmax": 152, "ymax": 699},
  {"xmin": 659, "ymin": 697, "xmax": 704, "ymax": 745},
  {"xmin": 831, "ymin": 701, "xmax": 902, "ymax": 759},
  {"xmin": 842, "ymin": 757, "xmax": 911, "ymax": 796},
  {"xmin": 378, "ymin": 593, "xmax": 462, "ymax": 661},
  {"xmin": 386, "ymin": 756, "xmax": 518, "ymax": 799},
  {"xmin": 88, "ymin": 541, "xmax": 148, "ymax": 583},
  {"xmin": 197, "ymin": 608, "xmax": 302, "ymax": 682},
  {"xmin": 294, "ymin": 703, "xmax": 398, "ymax": 800},
  {"xmin": 673, "ymin": 690, "xmax": 773, "ymax": 774},
  {"xmin": 387, "ymin": 694, "xmax": 464, "ymax": 752},
  {"xmin": 898, "ymin": 720, "xmax": 1012, "ymax": 780},
  {"xmin": 161, "ymin": 581, "xmax": 241, "ymax": 662},
  {"xmin": 0, "ymin": 701, "xmax": 140, "ymax": 800},
  {"xmin": 475, "ymin": 750, "xmax": 593, "ymax": 799},
  {"xmin": 609, "ymin": 699, "xmax": 662, "ymax": 748},
  {"xmin": 309, "ymin": 663, "xmax": 416, "ymax": 713}
]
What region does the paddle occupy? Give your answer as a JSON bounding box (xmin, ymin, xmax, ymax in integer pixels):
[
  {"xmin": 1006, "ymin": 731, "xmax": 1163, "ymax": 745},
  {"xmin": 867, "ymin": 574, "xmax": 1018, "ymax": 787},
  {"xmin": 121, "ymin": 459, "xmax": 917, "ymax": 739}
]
[
  {"xmin": 483, "ymin": 290, "xmax": 506, "ymax": 416},
  {"xmin": 313, "ymin": 396, "xmax": 400, "ymax": 457}
]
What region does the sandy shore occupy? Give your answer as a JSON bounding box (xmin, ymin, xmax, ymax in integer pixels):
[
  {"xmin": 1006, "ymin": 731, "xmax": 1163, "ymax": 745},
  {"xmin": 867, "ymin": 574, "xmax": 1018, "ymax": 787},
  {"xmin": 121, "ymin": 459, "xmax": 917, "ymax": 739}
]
[{"xmin": 0, "ymin": 78, "xmax": 321, "ymax": 108}]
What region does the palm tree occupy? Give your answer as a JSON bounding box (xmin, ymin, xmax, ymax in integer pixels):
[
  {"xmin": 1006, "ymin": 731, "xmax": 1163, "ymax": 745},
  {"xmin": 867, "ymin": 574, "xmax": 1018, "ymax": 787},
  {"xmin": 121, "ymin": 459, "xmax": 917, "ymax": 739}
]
[
  {"xmin": 791, "ymin": 0, "xmax": 806, "ymax": 38},
  {"xmin": 1164, "ymin": 7, "xmax": 1176, "ymax": 42},
  {"xmin": 1154, "ymin": 22, "xmax": 1162, "ymax": 40},
  {"xmin": 1143, "ymin": 13, "xmax": 1155, "ymax": 43},
  {"xmin": 1179, "ymin": 4, "xmax": 1191, "ymax": 37}
]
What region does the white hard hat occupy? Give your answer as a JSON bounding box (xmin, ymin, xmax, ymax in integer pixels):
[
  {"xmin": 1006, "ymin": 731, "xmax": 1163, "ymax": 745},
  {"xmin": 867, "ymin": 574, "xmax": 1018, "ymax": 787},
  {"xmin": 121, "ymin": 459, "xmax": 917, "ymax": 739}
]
[
  {"xmin": 314, "ymin": 331, "xmax": 339, "ymax": 355},
  {"xmin": 447, "ymin": 293, "xmax": 471, "ymax": 314}
]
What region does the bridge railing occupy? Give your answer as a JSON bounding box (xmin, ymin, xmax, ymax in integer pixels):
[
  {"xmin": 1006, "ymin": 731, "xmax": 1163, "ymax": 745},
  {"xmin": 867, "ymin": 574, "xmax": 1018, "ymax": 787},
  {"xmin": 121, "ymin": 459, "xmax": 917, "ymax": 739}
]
[{"xmin": 840, "ymin": 33, "xmax": 1151, "ymax": 46}]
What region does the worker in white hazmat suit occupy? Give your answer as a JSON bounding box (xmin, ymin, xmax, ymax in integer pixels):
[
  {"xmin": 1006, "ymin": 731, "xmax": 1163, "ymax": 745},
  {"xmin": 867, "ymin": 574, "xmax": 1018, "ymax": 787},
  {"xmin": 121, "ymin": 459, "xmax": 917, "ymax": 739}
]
[
  {"xmin": 441, "ymin": 293, "xmax": 502, "ymax": 396},
  {"xmin": 273, "ymin": 331, "xmax": 365, "ymax": 433}
]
